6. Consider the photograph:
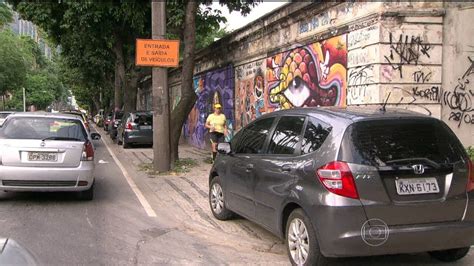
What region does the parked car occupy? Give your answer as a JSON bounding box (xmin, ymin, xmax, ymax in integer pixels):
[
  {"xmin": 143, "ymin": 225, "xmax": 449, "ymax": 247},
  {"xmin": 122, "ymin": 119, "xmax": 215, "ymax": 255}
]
[
  {"xmin": 108, "ymin": 111, "xmax": 124, "ymax": 140},
  {"xmin": 0, "ymin": 112, "xmax": 14, "ymax": 127},
  {"xmin": 0, "ymin": 112, "xmax": 101, "ymax": 200},
  {"xmin": 60, "ymin": 110, "xmax": 90, "ymax": 131},
  {"xmin": 103, "ymin": 113, "xmax": 112, "ymax": 132},
  {"xmin": 209, "ymin": 107, "xmax": 474, "ymax": 265},
  {"xmin": 117, "ymin": 111, "xmax": 153, "ymax": 148}
]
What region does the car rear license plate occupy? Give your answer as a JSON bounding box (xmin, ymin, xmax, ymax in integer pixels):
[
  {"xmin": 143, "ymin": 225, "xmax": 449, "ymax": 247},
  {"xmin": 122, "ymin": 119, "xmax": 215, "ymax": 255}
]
[
  {"xmin": 140, "ymin": 125, "xmax": 152, "ymax": 130},
  {"xmin": 28, "ymin": 152, "xmax": 58, "ymax": 162},
  {"xmin": 395, "ymin": 178, "xmax": 440, "ymax": 195}
]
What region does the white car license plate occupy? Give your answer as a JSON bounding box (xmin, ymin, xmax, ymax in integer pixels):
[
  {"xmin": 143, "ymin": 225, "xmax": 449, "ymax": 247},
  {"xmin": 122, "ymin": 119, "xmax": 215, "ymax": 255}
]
[
  {"xmin": 395, "ymin": 178, "xmax": 440, "ymax": 195},
  {"xmin": 28, "ymin": 152, "xmax": 57, "ymax": 162},
  {"xmin": 140, "ymin": 125, "xmax": 152, "ymax": 130}
]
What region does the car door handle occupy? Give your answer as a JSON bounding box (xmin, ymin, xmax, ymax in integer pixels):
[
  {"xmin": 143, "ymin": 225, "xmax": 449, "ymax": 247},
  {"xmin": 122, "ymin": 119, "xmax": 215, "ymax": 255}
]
[
  {"xmin": 246, "ymin": 164, "xmax": 254, "ymax": 171},
  {"xmin": 281, "ymin": 164, "xmax": 294, "ymax": 172}
]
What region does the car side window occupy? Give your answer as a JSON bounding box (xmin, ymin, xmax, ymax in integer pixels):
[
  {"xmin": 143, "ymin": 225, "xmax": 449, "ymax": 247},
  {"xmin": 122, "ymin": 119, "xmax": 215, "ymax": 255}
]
[
  {"xmin": 234, "ymin": 117, "xmax": 275, "ymax": 154},
  {"xmin": 267, "ymin": 116, "xmax": 305, "ymax": 155},
  {"xmin": 301, "ymin": 117, "xmax": 332, "ymax": 154}
]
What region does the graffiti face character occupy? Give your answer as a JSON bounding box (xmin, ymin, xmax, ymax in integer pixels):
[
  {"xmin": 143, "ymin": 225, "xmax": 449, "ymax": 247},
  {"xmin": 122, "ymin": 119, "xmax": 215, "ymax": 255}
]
[{"xmin": 266, "ymin": 37, "xmax": 346, "ymax": 109}]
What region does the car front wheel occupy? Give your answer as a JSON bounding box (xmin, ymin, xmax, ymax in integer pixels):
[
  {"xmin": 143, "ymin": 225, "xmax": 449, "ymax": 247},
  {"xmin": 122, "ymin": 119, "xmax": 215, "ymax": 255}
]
[
  {"xmin": 286, "ymin": 208, "xmax": 328, "ymax": 266},
  {"xmin": 429, "ymin": 247, "xmax": 470, "ymax": 262},
  {"xmin": 209, "ymin": 176, "xmax": 233, "ymax": 220}
]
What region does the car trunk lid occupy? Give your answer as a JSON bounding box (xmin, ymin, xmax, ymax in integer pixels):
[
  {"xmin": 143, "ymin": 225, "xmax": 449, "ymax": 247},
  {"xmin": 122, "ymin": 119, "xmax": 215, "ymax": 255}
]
[{"xmin": 339, "ymin": 118, "xmax": 469, "ymax": 226}]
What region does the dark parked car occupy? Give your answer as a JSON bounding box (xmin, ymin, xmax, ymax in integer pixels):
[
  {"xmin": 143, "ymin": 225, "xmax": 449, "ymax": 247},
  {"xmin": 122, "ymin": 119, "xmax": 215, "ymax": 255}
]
[
  {"xmin": 209, "ymin": 107, "xmax": 474, "ymax": 266},
  {"xmin": 108, "ymin": 111, "xmax": 124, "ymax": 140},
  {"xmin": 117, "ymin": 111, "xmax": 153, "ymax": 148}
]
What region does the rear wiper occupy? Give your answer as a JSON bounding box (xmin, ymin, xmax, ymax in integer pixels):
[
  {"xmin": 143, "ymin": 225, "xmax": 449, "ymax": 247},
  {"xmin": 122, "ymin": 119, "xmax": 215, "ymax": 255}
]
[
  {"xmin": 41, "ymin": 137, "xmax": 82, "ymax": 141},
  {"xmin": 385, "ymin": 157, "xmax": 441, "ymax": 169}
]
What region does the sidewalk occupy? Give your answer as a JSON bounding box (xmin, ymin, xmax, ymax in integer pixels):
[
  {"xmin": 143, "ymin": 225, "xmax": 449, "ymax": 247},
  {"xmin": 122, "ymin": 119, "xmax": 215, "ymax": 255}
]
[{"xmin": 95, "ymin": 126, "xmax": 287, "ymax": 265}]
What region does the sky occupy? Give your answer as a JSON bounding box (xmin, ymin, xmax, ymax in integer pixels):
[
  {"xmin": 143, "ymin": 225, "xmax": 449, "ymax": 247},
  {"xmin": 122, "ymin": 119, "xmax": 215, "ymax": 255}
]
[{"xmin": 208, "ymin": 1, "xmax": 290, "ymax": 32}]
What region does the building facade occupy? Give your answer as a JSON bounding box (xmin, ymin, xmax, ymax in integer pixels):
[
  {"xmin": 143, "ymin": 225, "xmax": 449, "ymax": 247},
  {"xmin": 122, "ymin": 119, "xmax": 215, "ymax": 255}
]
[{"xmin": 138, "ymin": 1, "xmax": 474, "ymax": 149}]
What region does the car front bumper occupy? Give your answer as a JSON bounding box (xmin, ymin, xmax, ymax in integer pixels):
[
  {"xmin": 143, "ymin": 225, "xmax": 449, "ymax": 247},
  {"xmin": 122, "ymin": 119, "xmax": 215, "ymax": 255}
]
[{"xmin": 0, "ymin": 161, "xmax": 94, "ymax": 192}]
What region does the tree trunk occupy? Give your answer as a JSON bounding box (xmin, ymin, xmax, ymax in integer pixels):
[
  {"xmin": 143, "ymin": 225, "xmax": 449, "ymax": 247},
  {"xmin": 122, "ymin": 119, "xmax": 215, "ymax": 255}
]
[
  {"xmin": 113, "ymin": 37, "xmax": 125, "ymax": 111},
  {"xmin": 123, "ymin": 70, "xmax": 138, "ymax": 112},
  {"xmin": 170, "ymin": 0, "xmax": 198, "ymax": 162}
]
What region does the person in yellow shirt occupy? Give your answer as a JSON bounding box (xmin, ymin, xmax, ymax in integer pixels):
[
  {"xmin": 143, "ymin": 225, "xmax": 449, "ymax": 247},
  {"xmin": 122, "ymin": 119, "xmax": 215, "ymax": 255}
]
[{"xmin": 206, "ymin": 103, "xmax": 228, "ymax": 161}]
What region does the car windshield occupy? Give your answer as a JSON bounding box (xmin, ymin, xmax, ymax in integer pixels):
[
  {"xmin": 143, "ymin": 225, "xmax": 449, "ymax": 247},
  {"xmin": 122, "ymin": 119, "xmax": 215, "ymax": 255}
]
[
  {"xmin": 340, "ymin": 119, "xmax": 464, "ymax": 167},
  {"xmin": 0, "ymin": 117, "xmax": 87, "ymax": 141}
]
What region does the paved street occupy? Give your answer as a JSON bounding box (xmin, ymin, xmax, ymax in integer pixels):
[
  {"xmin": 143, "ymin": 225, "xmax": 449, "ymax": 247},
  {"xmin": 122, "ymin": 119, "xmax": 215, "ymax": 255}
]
[{"xmin": 0, "ymin": 125, "xmax": 473, "ymax": 265}]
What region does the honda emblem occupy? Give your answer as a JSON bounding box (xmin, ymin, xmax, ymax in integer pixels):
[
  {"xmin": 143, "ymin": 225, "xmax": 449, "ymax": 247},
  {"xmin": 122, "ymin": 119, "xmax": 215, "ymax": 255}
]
[{"xmin": 412, "ymin": 164, "xmax": 425, "ymax": 175}]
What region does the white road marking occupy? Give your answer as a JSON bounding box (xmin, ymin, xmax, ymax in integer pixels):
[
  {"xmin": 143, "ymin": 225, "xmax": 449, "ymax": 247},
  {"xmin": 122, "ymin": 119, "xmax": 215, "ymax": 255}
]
[
  {"xmin": 85, "ymin": 208, "xmax": 93, "ymax": 228},
  {"xmin": 96, "ymin": 128, "xmax": 157, "ymax": 218},
  {"xmin": 98, "ymin": 159, "xmax": 109, "ymax": 164}
]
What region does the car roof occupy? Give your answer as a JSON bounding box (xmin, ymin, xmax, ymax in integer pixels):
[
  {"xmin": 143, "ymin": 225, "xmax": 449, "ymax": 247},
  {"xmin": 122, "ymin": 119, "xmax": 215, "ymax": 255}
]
[
  {"xmin": 6, "ymin": 112, "xmax": 83, "ymax": 121},
  {"xmin": 256, "ymin": 106, "xmax": 435, "ymax": 125}
]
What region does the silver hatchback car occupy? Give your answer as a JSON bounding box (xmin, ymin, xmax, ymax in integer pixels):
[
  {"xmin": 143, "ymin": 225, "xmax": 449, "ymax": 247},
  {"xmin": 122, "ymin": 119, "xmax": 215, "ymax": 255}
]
[
  {"xmin": 0, "ymin": 113, "xmax": 100, "ymax": 200},
  {"xmin": 209, "ymin": 107, "xmax": 474, "ymax": 265}
]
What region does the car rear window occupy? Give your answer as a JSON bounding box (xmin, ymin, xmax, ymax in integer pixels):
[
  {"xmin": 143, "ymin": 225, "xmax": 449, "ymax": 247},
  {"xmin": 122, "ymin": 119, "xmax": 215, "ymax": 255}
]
[
  {"xmin": 339, "ymin": 119, "xmax": 464, "ymax": 167},
  {"xmin": 0, "ymin": 117, "xmax": 87, "ymax": 141},
  {"xmin": 115, "ymin": 112, "xmax": 124, "ymax": 119},
  {"xmin": 133, "ymin": 113, "xmax": 153, "ymax": 126},
  {"xmin": 0, "ymin": 113, "xmax": 12, "ymax": 119}
]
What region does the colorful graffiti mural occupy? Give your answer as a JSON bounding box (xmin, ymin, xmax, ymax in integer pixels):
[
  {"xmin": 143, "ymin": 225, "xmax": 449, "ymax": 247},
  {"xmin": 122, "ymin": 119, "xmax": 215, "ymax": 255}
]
[
  {"xmin": 235, "ymin": 60, "xmax": 271, "ymax": 130},
  {"xmin": 266, "ymin": 35, "xmax": 347, "ymax": 109},
  {"xmin": 184, "ymin": 66, "xmax": 234, "ymax": 149}
]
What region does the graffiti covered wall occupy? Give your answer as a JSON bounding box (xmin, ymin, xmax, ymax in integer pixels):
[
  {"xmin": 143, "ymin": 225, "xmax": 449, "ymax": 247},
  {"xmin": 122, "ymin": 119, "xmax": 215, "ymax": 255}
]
[
  {"xmin": 234, "ymin": 60, "xmax": 268, "ymax": 130},
  {"xmin": 184, "ymin": 66, "xmax": 234, "ymax": 149},
  {"xmin": 266, "ymin": 35, "xmax": 347, "ymax": 110}
]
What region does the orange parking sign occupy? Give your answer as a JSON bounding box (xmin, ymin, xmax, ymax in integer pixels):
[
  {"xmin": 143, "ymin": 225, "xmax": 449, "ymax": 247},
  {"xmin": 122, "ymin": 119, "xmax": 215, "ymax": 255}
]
[{"xmin": 135, "ymin": 39, "xmax": 180, "ymax": 67}]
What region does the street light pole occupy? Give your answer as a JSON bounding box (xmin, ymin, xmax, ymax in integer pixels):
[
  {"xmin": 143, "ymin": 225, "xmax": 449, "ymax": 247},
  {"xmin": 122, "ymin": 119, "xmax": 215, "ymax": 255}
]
[
  {"xmin": 23, "ymin": 87, "xmax": 26, "ymax": 112},
  {"xmin": 152, "ymin": 0, "xmax": 171, "ymax": 172}
]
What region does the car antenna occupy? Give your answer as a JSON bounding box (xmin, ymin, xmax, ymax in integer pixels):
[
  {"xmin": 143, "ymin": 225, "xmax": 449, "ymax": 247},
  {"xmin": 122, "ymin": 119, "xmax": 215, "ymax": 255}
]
[{"xmin": 380, "ymin": 92, "xmax": 391, "ymax": 113}]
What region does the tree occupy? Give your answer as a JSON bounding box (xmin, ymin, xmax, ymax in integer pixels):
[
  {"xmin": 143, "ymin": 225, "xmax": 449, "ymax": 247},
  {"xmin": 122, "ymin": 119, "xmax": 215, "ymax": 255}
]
[
  {"xmin": 0, "ymin": 3, "xmax": 13, "ymax": 27},
  {"xmin": 168, "ymin": 1, "xmax": 259, "ymax": 161},
  {"xmin": 0, "ymin": 30, "xmax": 33, "ymax": 110}
]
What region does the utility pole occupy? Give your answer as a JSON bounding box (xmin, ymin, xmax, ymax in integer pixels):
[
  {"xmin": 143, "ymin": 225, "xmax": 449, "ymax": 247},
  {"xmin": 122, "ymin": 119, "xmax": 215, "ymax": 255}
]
[
  {"xmin": 23, "ymin": 87, "xmax": 26, "ymax": 112},
  {"xmin": 151, "ymin": 0, "xmax": 171, "ymax": 172}
]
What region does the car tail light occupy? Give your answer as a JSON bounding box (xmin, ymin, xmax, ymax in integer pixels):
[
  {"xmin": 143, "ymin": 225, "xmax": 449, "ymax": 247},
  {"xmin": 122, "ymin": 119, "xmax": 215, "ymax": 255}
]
[
  {"xmin": 467, "ymin": 159, "xmax": 474, "ymax": 192},
  {"xmin": 81, "ymin": 141, "xmax": 94, "ymax": 161},
  {"xmin": 126, "ymin": 122, "xmax": 133, "ymax": 130},
  {"xmin": 317, "ymin": 161, "xmax": 359, "ymax": 199}
]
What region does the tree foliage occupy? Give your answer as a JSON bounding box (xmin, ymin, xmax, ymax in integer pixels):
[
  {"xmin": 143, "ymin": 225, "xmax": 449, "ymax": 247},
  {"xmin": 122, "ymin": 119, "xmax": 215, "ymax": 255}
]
[
  {"xmin": 0, "ymin": 30, "xmax": 33, "ymax": 97},
  {"xmin": 0, "ymin": 3, "xmax": 13, "ymax": 27}
]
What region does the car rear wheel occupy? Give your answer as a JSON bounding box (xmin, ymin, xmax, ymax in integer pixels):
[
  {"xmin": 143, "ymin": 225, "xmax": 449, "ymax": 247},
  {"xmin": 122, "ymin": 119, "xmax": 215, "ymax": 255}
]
[
  {"xmin": 429, "ymin": 247, "xmax": 470, "ymax": 262},
  {"xmin": 209, "ymin": 176, "xmax": 233, "ymax": 220},
  {"xmin": 123, "ymin": 140, "xmax": 131, "ymax": 149},
  {"xmin": 286, "ymin": 208, "xmax": 328, "ymax": 266},
  {"xmin": 77, "ymin": 184, "xmax": 94, "ymax": 201}
]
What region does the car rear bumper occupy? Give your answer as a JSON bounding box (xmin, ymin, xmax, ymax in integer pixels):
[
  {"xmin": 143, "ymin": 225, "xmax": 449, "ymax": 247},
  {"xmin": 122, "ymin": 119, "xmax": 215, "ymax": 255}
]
[
  {"xmin": 0, "ymin": 162, "xmax": 94, "ymax": 192},
  {"xmin": 322, "ymin": 220, "xmax": 474, "ymax": 257},
  {"xmin": 315, "ymin": 196, "xmax": 474, "ymax": 257},
  {"xmin": 125, "ymin": 132, "xmax": 152, "ymax": 144}
]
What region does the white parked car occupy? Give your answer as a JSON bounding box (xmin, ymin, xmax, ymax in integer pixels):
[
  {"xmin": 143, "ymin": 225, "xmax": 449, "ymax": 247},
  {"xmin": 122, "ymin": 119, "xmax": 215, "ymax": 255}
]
[{"xmin": 0, "ymin": 112, "xmax": 101, "ymax": 200}]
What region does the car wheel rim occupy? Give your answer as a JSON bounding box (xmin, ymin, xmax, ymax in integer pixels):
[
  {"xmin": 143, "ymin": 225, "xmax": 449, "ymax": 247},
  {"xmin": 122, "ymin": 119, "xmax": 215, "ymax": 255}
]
[
  {"xmin": 288, "ymin": 218, "xmax": 310, "ymax": 265},
  {"xmin": 210, "ymin": 183, "xmax": 224, "ymax": 214}
]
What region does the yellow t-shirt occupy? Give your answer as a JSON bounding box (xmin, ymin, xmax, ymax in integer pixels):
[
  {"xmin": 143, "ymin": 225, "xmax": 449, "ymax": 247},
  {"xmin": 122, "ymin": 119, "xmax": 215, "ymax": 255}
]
[{"xmin": 206, "ymin": 113, "xmax": 226, "ymax": 133}]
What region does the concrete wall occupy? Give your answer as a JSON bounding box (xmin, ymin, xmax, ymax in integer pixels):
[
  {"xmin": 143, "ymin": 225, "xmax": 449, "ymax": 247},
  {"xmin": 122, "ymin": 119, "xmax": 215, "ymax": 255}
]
[
  {"xmin": 139, "ymin": 1, "xmax": 473, "ymax": 149},
  {"xmin": 441, "ymin": 2, "xmax": 474, "ymax": 146}
]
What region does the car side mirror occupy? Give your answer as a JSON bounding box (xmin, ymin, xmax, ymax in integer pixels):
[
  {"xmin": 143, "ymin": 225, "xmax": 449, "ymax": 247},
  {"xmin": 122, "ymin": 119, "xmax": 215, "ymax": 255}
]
[
  {"xmin": 217, "ymin": 142, "xmax": 232, "ymax": 155},
  {"xmin": 91, "ymin": 133, "xmax": 101, "ymax": 140}
]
